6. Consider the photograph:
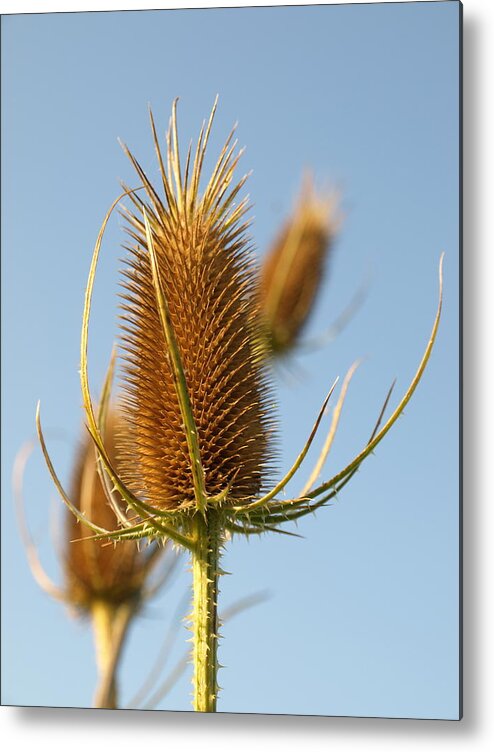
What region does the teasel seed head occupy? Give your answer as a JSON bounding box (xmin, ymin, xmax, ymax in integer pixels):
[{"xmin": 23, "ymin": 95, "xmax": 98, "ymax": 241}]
[
  {"xmin": 258, "ymin": 175, "xmax": 340, "ymax": 355},
  {"xmin": 65, "ymin": 411, "xmax": 155, "ymax": 613},
  {"xmin": 116, "ymin": 100, "xmax": 277, "ymax": 512}
]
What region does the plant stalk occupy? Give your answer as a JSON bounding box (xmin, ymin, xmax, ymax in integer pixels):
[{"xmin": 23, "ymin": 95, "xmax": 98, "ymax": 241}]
[
  {"xmin": 91, "ymin": 599, "xmax": 135, "ymax": 709},
  {"xmin": 191, "ymin": 509, "xmax": 221, "ymax": 712}
]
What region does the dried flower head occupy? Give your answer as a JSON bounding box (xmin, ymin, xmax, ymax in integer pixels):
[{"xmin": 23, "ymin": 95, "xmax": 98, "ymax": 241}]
[
  {"xmin": 115, "ymin": 100, "xmax": 276, "ymax": 511},
  {"xmin": 64, "ymin": 411, "xmax": 155, "ymax": 613},
  {"xmin": 15, "ymin": 406, "xmax": 176, "ymax": 709},
  {"xmin": 259, "ymin": 176, "xmax": 339, "ymax": 354}
]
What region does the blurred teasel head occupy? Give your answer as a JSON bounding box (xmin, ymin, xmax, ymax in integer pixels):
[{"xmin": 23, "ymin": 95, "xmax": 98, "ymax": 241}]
[
  {"xmin": 64, "ymin": 410, "xmax": 161, "ymax": 614},
  {"xmin": 65, "ymin": 411, "xmax": 173, "ymax": 708},
  {"xmin": 115, "ymin": 99, "xmax": 277, "ymax": 512},
  {"xmin": 15, "ymin": 408, "xmax": 174, "ymax": 709},
  {"xmin": 258, "ymin": 175, "xmax": 340, "ymax": 355}
]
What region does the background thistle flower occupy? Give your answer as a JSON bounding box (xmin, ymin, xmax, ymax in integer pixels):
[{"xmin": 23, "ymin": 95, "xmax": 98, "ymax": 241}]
[
  {"xmin": 14, "ymin": 409, "xmax": 175, "ymax": 709},
  {"xmin": 67, "ymin": 411, "xmax": 169, "ymax": 708},
  {"xmin": 65, "ymin": 411, "xmax": 154, "ymax": 613},
  {"xmin": 259, "ymin": 176, "xmax": 340, "ymax": 355}
]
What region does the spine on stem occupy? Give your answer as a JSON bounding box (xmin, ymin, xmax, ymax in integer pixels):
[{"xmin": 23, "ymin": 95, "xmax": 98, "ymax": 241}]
[{"xmin": 192, "ymin": 509, "xmax": 222, "ymax": 712}]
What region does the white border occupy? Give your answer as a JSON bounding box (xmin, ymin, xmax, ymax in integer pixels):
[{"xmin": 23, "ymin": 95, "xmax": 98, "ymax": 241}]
[
  {"xmin": 2, "ymin": 1, "xmax": 493, "ymax": 750},
  {"xmin": 0, "ymin": 0, "xmax": 462, "ymax": 14}
]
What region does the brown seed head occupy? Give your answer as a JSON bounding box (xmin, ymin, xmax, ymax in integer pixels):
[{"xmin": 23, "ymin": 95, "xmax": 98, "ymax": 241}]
[
  {"xmin": 116, "ymin": 102, "xmax": 276, "ymax": 511},
  {"xmin": 259, "ymin": 176, "xmax": 339, "ymax": 354},
  {"xmin": 65, "ymin": 411, "xmax": 151, "ymax": 612}
]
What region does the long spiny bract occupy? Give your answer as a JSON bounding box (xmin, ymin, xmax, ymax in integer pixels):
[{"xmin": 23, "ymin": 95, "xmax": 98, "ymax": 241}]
[
  {"xmin": 225, "ymin": 254, "xmax": 444, "ymax": 534},
  {"xmin": 116, "ymin": 101, "xmax": 276, "ymax": 512}
]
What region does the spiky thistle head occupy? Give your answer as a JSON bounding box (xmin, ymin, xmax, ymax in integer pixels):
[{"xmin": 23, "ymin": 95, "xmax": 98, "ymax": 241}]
[
  {"xmin": 64, "ymin": 411, "xmax": 154, "ymax": 613},
  {"xmin": 259, "ymin": 175, "xmax": 340, "ymax": 355},
  {"xmin": 115, "ymin": 100, "xmax": 276, "ymax": 513},
  {"xmin": 35, "ymin": 96, "xmax": 442, "ymax": 554}
]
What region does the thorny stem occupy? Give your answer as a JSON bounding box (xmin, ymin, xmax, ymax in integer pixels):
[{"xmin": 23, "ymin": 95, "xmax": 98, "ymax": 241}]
[
  {"xmin": 191, "ymin": 509, "xmax": 222, "ymax": 712},
  {"xmin": 91, "ymin": 600, "xmax": 135, "ymax": 709}
]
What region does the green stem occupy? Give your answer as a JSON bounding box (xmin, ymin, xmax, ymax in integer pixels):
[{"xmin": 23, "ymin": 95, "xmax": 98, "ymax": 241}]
[
  {"xmin": 91, "ymin": 600, "xmax": 135, "ymax": 709},
  {"xmin": 191, "ymin": 509, "xmax": 221, "ymax": 712}
]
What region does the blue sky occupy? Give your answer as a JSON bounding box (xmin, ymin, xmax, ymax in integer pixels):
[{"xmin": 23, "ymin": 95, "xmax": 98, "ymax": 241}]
[{"xmin": 1, "ymin": 2, "xmax": 460, "ymax": 718}]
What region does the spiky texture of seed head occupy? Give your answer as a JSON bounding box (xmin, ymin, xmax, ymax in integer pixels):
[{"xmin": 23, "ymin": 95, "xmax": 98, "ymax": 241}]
[
  {"xmin": 259, "ymin": 176, "xmax": 339, "ymax": 354},
  {"xmin": 65, "ymin": 412, "xmax": 150, "ymax": 612},
  {"xmin": 115, "ymin": 101, "xmax": 276, "ymax": 511}
]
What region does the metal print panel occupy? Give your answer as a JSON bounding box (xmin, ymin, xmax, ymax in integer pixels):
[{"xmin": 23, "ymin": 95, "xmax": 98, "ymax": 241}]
[{"xmin": 1, "ymin": 1, "xmax": 461, "ymax": 719}]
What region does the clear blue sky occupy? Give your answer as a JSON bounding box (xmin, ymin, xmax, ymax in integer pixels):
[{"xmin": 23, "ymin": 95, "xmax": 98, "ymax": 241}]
[{"xmin": 1, "ymin": 2, "xmax": 460, "ymax": 718}]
